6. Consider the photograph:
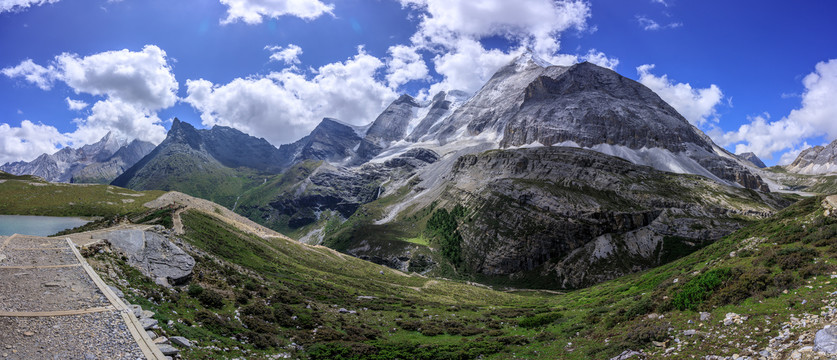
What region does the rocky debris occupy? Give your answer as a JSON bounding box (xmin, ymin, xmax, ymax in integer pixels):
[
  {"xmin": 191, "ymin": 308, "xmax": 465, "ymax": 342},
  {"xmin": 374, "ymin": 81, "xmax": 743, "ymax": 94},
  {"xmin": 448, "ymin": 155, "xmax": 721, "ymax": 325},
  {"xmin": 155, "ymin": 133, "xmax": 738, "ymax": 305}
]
[
  {"xmin": 157, "ymin": 344, "xmax": 179, "ymax": 356},
  {"xmin": 98, "ymin": 230, "xmax": 195, "ymax": 285},
  {"xmin": 723, "ymin": 313, "xmax": 747, "ymax": 326},
  {"xmin": 170, "ymin": 336, "xmax": 193, "ymax": 347},
  {"xmin": 700, "ymin": 312, "xmax": 712, "ymax": 322},
  {"xmin": 823, "ymin": 196, "xmax": 837, "ymax": 218},
  {"xmin": 338, "ymin": 308, "xmax": 357, "ymax": 315},
  {"xmin": 814, "ymin": 325, "xmax": 837, "ymax": 354},
  {"xmin": 108, "ymin": 285, "xmax": 124, "ymax": 298},
  {"xmin": 139, "ymin": 318, "xmax": 158, "ymax": 330},
  {"xmin": 787, "ymin": 138, "xmax": 837, "ymax": 175},
  {"xmin": 609, "ymin": 349, "xmax": 645, "ymax": 359}
]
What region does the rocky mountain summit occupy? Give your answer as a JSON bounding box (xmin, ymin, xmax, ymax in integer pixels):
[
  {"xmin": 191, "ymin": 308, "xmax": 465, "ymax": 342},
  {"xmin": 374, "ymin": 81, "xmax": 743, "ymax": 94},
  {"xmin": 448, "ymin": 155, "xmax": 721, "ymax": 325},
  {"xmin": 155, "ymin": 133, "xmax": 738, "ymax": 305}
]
[
  {"xmin": 786, "ymin": 138, "xmax": 837, "ymax": 175},
  {"xmin": 737, "ymin": 152, "xmax": 767, "ymax": 168},
  {"xmin": 0, "ymin": 132, "xmax": 154, "ymax": 183}
]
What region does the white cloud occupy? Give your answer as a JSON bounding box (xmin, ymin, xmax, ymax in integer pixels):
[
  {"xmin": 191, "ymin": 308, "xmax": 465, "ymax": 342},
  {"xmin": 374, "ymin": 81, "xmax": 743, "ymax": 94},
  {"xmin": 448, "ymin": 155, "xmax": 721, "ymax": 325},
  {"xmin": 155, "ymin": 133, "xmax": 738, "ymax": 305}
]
[
  {"xmin": 56, "ymin": 45, "xmax": 178, "ymax": 110},
  {"xmin": 0, "ymin": 0, "xmax": 59, "ymax": 13},
  {"xmin": 422, "ymin": 38, "xmax": 518, "ymax": 97},
  {"xmin": 636, "ymin": 15, "xmax": 681, "ymax": 31},
  {"xmin": 184, "ymin": 46, "xmax": 397, "ymax": 145},
  {"xmin": 651, "ymin": 0, "xmax": 668, "ymax": 6},
  {"xmin": 266, "ymin": 44, "xmax": 303, "ymax": 65},
  {"xmin": 385, "ymin": 45, "xmax": 429, "ymax": 88},
  {"xmin": 0, "ymin": 120, "xmax": 67, "ymax": 164},
  {"xmin": 581, "ymin": 49, "xmax": 619, "ymax": 70},
  {"xmin": 397, "ymin": 0, "xmax": 601, "ymax": 98},
  {"xmin": 65, "ymin": 97, "xmax": 88, "ymax": 111},
  {"xmin": 70, "ymin": 98, "xmax": 167, "ymax": 145},
  {"xmin": 715, "ymin": 59, "xmax": 837, "ymax": 161},
  {"xmin": 1, "ymin": 59, "xmax": 55, "ymax": 90},
  {"xmin": 1, "ymin": 45, "xmax": 176, "ymax": 160},
  {"xmin": 219, "ymin": 0, "xmax": 334, "ymax": 25},
  {"xmin": 636, "ymin": 64, "xmax": 724, "ymax": 126}
]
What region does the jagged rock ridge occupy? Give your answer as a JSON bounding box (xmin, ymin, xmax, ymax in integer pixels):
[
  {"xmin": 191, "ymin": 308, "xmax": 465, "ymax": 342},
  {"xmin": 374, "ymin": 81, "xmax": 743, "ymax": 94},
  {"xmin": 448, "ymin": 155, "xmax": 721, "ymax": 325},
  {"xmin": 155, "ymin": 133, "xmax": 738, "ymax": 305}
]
[
  {"xmin": 786, "ymin": 139, "xmax": 837, "ymax": 175},
  {"xmin": 0, "ymin": 132, "xmax": 154, "ymax": 183},
  {"xmin": 737, "ymin": 152, "xmax": 767, "ymax": 168}
]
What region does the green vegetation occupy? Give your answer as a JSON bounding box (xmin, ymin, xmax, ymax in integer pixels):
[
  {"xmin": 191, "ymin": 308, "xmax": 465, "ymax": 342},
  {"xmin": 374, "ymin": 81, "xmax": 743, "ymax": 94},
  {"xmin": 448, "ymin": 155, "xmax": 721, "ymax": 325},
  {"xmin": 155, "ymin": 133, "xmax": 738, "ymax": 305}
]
[
  {"xmin": 0, "ymin": 176, "xmax": 164, "ymax": 217},
  {"xmin": 670, "ymin": 268, "xmax": 731, "ymax": 311},
  {"xmin": 426, "ymin": 206, "xmax": 465, "ymax": 266},
  {"xmin": 11, "ymin": 173, "xmax": 837, "ymax": 358}
]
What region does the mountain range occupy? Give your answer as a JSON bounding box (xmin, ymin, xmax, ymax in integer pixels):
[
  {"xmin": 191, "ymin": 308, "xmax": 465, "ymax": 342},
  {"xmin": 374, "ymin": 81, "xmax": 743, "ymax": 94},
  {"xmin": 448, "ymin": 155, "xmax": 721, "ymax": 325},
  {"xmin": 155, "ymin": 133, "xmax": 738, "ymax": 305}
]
[
  {"xmin": 105, "ymin": 53, "xmax": 805, "ymax": 289},
  {"xmin": 0, "ymin": 132, "xmax": 154, "ymax": 183},
  {"xmin": 7, "ymin": 52, "xmax": 831, "ymax": 288}
]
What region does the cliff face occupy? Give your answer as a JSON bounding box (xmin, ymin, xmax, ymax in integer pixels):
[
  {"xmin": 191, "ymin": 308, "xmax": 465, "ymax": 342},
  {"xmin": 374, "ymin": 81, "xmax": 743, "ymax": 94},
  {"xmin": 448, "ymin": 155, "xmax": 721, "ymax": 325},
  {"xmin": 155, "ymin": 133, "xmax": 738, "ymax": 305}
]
[
  {"xmin": 433, "ymin": 147, "xmax": 787, "ymax": 288},
  {"xmin": 787, "ymin": 139, "xmax": 837, "ymax": 175}
]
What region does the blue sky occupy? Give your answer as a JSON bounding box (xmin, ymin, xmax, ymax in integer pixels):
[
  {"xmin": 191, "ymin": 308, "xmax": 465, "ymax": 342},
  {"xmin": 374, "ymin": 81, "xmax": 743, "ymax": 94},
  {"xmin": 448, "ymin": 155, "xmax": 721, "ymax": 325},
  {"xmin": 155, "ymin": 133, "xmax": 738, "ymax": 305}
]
[{"xmin": 1, "ymin": 0, "xmax": 835, "ymax": 166}]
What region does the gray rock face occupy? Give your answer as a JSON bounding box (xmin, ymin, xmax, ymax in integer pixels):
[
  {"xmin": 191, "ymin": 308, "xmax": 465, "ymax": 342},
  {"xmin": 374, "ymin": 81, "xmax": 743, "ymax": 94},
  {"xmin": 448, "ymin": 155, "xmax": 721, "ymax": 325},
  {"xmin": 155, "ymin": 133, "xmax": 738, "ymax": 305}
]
[
  {"xmin": 0, "ymin": 132, "xmax": 154, "ymax": 183},
  {"xmin": 440, "ymin": 147, "xmax": 787, "ymax": 288},
  {"xmin": 355, "ymin": 94, "xmax": 421, "ymax": 162},
  {"xmin": 255, "ymin": 148, "xmax": 439, "ymax": 229},
  {"xmin": 169, "ymin": 336, "xmax": 192, "ymax": 348},
  {"xmin": 406, "ymin": 91, "xmax": 469, "ymax": 142},
  {"xmin": 277, "ymin": 118, "xmax": 364, "ymax": 166},
  {"xmin": 787, "ymin": 138, "xmax": 837, "ymax": 175},
  {"xmin": 737, "ymin": 152, "xmax": 766, "ymax": 168},
  {"xmin": 98, "ymin": 230, "xmax": 195, "ymax": 285},
  {"xmin": 815, "ymin": 326, "xmax": 837, "ymax": 354}
]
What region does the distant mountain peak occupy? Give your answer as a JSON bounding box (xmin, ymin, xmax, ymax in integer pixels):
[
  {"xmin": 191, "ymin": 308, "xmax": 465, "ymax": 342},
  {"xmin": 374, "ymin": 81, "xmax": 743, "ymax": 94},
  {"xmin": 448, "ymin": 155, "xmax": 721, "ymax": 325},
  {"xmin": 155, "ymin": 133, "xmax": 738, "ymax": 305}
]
[
  {"xmin": 736, "ymin": 152, "xmax": 766, "ymax": 168},
  {"xmin": 0, "ymin": 132, "xmax": 154, "ymax": 183},
  {"xmin": 787, "ymin": 139, "xmax": 837, "ymax": 175}
]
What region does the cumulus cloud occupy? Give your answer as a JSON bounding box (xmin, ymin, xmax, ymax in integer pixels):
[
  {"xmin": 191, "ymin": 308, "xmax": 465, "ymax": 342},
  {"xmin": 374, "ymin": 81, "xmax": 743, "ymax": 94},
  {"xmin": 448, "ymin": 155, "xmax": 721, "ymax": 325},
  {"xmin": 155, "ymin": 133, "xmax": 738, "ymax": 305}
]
[
  {"xmin": 65, "ymin": 97, "xmax": 88, "ymax": 111},
  {"xmin": 1, "ymin": 59, "xmax": 56, "ymax": 90},
  {"xmin": 385, "ymin": 45, "xmax": 430, "ymax": 88},
  {"xmin": 636, "ymin": 64, "xmax": 724, "ymax": 126},
  {"xmin": 423, "ymin": 38, "xmax": 518, "ymax": 96},
  {"xmin": 715, "ymin": 59, "xmax": 837, "ymax": 162},
  {"xmin": 185, "ymin": 46, "xmax": 397, "ymax": 145},
  {"xmin": 581, "ymin": 49, "xmax": 619, "ymax": 70},
  {"xmin": 397, "ymin": 0, "xmax": 604, "ymax": 98},
  {"xmin": 1, "ymin": 45, "xmax": 176, "ymax": 158},
  {"xmin": 265, "ymin": 44, "xmax": 303, "ymax": 65},
  {"xmin": 403, "ymin": 0, "xmax": 590, "ymax": 58},
  {"xmin": 0, "ymin": 120, "xmax": 67, "ymax": 164},
  {"xmin": 0, "ymin": 0, "xmax": 60, "ymax": 13},
  {"xmin": 219, "ymin": 0, "xmax": 334, "ymax": 25}
]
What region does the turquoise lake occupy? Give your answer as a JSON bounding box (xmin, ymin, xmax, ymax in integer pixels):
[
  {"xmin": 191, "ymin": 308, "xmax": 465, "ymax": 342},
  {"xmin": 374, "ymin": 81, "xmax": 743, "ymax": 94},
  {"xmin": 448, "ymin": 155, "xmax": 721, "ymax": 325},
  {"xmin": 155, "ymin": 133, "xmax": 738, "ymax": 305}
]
[{"xmin": 0, "ymin": 215, "xmax": 90, "ymax": 237}]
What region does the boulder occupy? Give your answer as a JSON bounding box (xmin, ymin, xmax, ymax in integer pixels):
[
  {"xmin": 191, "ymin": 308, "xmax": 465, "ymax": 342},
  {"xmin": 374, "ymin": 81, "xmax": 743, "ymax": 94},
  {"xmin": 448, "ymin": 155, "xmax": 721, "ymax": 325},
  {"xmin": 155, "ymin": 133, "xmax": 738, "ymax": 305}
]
[
  {"xmin": 99, "ymin": 230, "xmax": 195, "ymax": 285},
  {"xmin": 814, "ymin": 325, "xmax": 837, "ymax": 354},
  {"xmin": 170, "ymin": 336, "xmax": 193, "ymax": 348}
]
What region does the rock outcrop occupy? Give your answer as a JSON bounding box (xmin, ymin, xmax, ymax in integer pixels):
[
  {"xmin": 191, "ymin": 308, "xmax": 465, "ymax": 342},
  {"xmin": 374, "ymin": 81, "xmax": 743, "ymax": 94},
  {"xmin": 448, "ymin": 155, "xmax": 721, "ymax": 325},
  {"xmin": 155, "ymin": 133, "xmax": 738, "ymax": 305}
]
[
  {"xmin": 737, "ymin": 152, "xmax": 767, "ymax": 168},
  {"xmin": 786, "ymin": 139, "xmax": 837, "ymax": 175},
  {"xmin": 97, "ymin": 229, "xmax": 195, "ymax": 285},
  {"xmin": 436, "ymin": 147, "xmax": 788, "ymax": 288}
]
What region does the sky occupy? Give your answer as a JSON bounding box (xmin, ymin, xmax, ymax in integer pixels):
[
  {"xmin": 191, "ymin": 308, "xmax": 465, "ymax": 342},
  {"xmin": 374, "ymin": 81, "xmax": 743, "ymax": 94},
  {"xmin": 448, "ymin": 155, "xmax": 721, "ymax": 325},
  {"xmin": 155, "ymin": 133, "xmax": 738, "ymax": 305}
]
[{"xmin": 1, "ymin": 0, "xmax": 835, "ymax": 166}]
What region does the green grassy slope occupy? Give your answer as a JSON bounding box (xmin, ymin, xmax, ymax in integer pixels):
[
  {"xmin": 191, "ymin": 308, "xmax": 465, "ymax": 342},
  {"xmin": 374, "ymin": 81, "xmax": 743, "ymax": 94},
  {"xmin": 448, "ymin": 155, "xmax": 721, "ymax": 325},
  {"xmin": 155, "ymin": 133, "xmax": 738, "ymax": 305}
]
[
  {"xmin": 83, "ymin": 194, "xmax": 836, "ymax": 359},
  {"xmin": 0, "ymin": 174, "xmax": 164, "ymax": 217}
]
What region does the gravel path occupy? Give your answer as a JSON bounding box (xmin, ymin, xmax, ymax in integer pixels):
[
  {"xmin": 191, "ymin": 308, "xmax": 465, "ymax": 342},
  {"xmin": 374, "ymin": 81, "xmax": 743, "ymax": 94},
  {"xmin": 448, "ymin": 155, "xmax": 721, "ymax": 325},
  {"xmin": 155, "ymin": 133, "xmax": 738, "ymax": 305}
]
[
  {"xmin": 0, "ymin": 267, "xmax": 110, "ymax": 312},
  {"xmin": 0, "ymin": 234, "xmax": 162, "ymax": 359},
  {"xmin": 0, "ymin": 312, "xmax": 145, "ymax": 359}
]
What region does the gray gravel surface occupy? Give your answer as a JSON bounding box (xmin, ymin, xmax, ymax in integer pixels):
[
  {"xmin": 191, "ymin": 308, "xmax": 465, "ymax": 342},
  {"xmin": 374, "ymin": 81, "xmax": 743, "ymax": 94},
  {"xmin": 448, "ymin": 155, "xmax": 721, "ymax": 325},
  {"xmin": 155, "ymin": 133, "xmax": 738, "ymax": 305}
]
[
  {"xmin": 0, "ymin": 248, "xmax": 78, "ymax": 267},
  {"xmin": 0, "ymin": 266, "xmax": 110, "ymax": 312},
  {"xmin": 0, "ymin": 311, "xmax": 145, "ymax": 359}
]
